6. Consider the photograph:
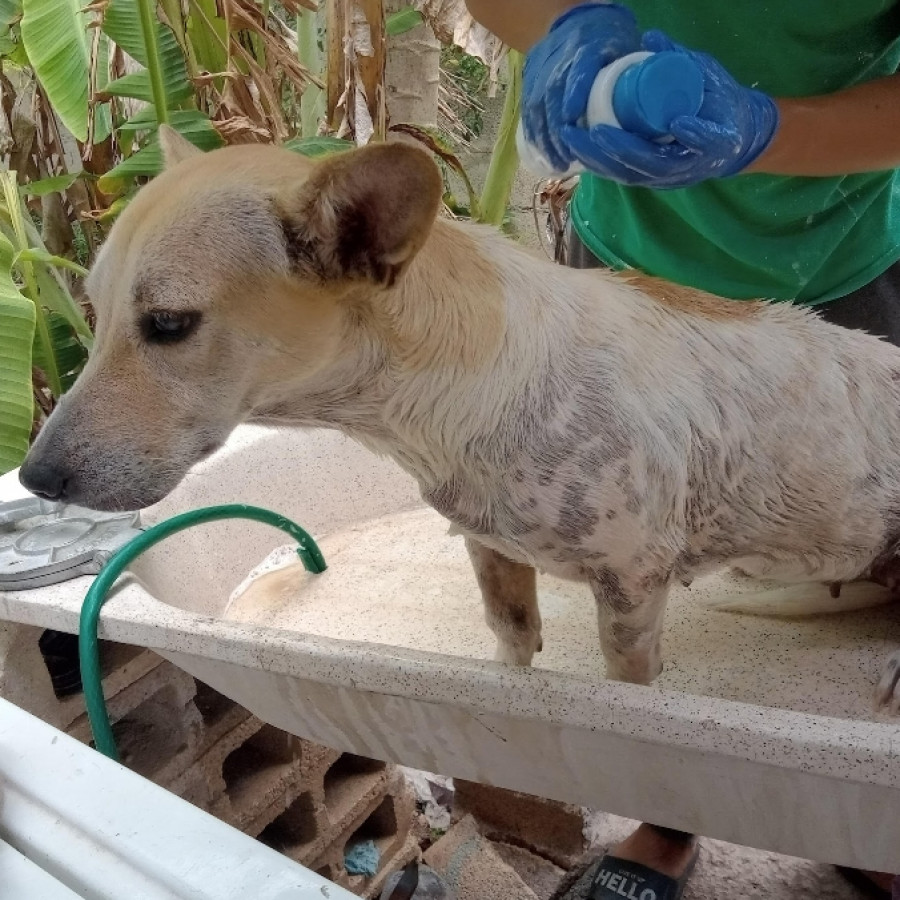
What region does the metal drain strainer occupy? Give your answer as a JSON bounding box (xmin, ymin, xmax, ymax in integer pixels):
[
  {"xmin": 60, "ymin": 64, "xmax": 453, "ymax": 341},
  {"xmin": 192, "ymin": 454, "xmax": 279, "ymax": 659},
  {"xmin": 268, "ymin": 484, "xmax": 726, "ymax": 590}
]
[{"xmin": 0, "ymin": 497, "xmax": 141, "ymax": 590}]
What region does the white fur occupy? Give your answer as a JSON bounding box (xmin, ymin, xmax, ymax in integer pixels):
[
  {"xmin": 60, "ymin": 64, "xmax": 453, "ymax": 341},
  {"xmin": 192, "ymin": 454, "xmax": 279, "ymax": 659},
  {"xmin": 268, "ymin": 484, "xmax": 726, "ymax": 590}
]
[{"xmin": 24, "ymin": 145, "xmax": 900, "ymax": 709}]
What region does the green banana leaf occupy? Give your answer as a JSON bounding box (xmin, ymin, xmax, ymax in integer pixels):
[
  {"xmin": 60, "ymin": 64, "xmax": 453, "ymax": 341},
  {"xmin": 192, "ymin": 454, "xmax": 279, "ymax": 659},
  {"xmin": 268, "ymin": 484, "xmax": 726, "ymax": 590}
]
[
  {"xmin": 103, "ymin": 0, "xmax": 192, "ymax": 104},
  {"xmin": 98, "ymin": 109, "xmax": 223, "ymax": 192},
  {"xmin": 284, "ymin": 135, "xmax": 354, "ymax": 158},
  {"xmin": 386, "ymin": 7, "xmax": 423, "ymax": 36},
  {"xmin": 33, "ymin": 265, "xmax": 92, "ymax": 346},
  {"xmin": 11, "ymin": 198, "xmax": 93, "ymax": 345},
  {"xmin": 0, "ymin": 230, "xmax": 36, "ymax": 475},
  {"xmin": 0, "ymin": 0, "xmax": 21, "ymax": 55},
  {"xmin": 0, "ymin": 0, "xmax": 21, "ymax": 27},
  {"xmin": 18, "ymin": 173, "xmax": 80, "ymax": 198},
  {"xmin": 32, "ymin": 309, "xmax": 88, "ymax": 395},
  {"xmin": 186, "ymin": 0, "xmax": 227, "ymax": 79},
  {"xmin": 104, "ymin": 68, "xmax": 192, "ymax": 103},
  {"xmin": 20, "ymin": 0, "xmax": 110, "ymax": 143}
]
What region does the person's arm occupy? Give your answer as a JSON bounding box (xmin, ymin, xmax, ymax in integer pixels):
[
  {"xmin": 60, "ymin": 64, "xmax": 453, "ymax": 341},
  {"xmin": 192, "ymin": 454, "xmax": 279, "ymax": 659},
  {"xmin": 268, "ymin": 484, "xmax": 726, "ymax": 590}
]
[
  {"xmin": 749, "ymin": 76, "xmax": 900, "ymax": 176},
  {"xmin": 464, "ymin": 0, "xmax": 577, "ymax": 52},
  {"xmin": 555, "ymin": 26, "xmax": 900, "ymax": 188},
  {"xmin": 479, "ymin": 2, "xmax": 900, "ymax": 184}
]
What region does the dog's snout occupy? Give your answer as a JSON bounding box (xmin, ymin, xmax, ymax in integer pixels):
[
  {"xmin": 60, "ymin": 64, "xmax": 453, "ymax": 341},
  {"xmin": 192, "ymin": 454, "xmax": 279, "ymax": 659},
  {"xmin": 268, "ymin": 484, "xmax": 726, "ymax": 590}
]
[{"xmin": 19, "ymin": 457, "xmax": 71, "ymax": 502}]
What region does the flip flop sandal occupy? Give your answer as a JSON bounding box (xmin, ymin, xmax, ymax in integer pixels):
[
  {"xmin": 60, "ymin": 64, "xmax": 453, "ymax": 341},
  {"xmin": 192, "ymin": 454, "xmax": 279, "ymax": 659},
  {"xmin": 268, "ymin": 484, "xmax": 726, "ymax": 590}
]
[
  {"xmin": 835, "ymin": 866, "xmax": 893, "ymax": 899},
  {"xmin": 588, "ymin": 846, "xmax": 700, "ymax": 900},
  {"xmin": 381, "ymin": 863, "xmax": 455, "ymax": 900}
]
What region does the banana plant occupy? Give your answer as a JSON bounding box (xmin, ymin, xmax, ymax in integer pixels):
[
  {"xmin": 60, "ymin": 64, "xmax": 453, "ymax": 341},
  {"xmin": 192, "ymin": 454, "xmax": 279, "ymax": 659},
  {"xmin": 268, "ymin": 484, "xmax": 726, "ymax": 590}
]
[
  {"xmin": 0, "ymin": 172, "xmax": 91, "ymax": 475},
  {"xmin": 18, "ymin": 0, "xmax": 111, "ymax": 143},
  {"xmin": 11, "ymin": 0, "xmax": 222, "ymax": 190},
  {"xmin": 478, "ymin": 50, "xmax": 522, "ymax": 227},
  {"xmin": 97, "ymin": 0, "xmax": 223, "ymax": 190}
]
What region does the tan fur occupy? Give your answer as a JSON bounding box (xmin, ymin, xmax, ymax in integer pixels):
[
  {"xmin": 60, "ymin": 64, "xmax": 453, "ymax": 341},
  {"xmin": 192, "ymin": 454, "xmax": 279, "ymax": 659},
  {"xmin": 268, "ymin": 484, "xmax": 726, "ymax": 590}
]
[
  {"xmin": 158, "ymin": 124, "xmax": 202, "ymax": 166},
  {"xmin": 623, "ymin": 272, "xmax": 765, "ymax": 320},
  {"xmin": 380, "ymin": 221, "xmax": 506, "ymax": 372},
  {"xmin": 20, "ymin": 141, "xmax": 900, "ymax": 709},
  {"xmin": 466, "ymin": 537, "xmax": 542, "ymax": 665},
  {"xmin": 278, "ymin": 141, "xmax": 444, "ymax": 287}
]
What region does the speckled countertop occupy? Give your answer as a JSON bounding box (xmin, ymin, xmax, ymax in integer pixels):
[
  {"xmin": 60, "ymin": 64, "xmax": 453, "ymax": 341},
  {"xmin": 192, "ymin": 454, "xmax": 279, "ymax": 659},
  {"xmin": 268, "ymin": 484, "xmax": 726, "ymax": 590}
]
[{"xmin": 2, "ymin": 426, "xmax": 900, "ymax": 792}]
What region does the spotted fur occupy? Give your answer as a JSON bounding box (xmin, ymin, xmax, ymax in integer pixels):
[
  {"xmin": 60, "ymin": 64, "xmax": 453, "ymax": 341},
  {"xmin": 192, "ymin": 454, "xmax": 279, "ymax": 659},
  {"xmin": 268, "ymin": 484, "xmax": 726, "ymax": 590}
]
[{"xmin": 20, "ymin": 135, "xmax": 900, "ymax": 701}]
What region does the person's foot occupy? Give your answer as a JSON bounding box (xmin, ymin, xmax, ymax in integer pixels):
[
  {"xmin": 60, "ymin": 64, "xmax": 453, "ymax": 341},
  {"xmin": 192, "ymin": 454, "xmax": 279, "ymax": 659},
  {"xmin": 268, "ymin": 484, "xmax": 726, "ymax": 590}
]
[
  {"xmin": 589, "ymin": 823, "xmax": 699, "ymax": 899},
  {"xmin": 863, "ymin": 871, "xmax": 896, "ymax": 892},
  {"xmin": 835, "ymin": 867, "xmax": 896, "ymax": 897},
  {"xmin": 610, "ymin": 823, "xmax": 699, "ymax": 879},
  {"xmin": 380, "ymin": 863, "xmax": 454, "ymax": 899}
]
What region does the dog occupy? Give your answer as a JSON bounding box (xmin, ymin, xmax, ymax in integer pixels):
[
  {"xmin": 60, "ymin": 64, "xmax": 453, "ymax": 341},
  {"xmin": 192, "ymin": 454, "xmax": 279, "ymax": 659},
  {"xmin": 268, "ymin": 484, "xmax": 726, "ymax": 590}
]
[{"xmin": 18, "ymin": 127, "xmax": 900, "ymax": 707}]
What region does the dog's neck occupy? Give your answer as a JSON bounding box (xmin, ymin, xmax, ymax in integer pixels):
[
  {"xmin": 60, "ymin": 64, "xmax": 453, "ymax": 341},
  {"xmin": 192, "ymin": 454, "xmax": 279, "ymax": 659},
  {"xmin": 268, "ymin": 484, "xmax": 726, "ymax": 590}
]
[{"xmin": 254, "ymin": 217, "xmax": 597, "ymax": 486}]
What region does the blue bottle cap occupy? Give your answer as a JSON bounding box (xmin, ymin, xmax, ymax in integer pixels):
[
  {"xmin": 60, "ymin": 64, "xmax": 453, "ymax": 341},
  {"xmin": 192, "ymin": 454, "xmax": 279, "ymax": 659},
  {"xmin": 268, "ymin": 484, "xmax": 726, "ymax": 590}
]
[{"xmin": 612, "ymin": 51, "xmax": 705, "ymax": 140}]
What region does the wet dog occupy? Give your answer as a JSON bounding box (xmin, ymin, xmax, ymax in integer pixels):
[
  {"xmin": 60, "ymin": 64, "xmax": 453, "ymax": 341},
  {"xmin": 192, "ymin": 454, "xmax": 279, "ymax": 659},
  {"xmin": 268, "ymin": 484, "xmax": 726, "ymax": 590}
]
[{"xmin": 19, "ymin": 128, "xmax": 900, "ymax": 706}]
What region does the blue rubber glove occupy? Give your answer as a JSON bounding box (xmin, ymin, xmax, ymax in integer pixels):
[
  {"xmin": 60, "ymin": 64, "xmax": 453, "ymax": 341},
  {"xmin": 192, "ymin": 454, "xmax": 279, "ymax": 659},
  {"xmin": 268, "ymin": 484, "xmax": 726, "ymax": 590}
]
[
  {"xmin": 522, "ymin": 2, "xmax": 641, "ymax": 174},
  {"xmin": 559, "ymin": 30, "xmax": 780, "ymax": 188}
]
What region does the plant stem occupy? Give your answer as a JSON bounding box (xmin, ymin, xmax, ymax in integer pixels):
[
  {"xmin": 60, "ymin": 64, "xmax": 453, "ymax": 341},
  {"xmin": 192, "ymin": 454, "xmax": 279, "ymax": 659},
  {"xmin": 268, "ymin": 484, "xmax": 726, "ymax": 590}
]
[
  {"xmin": 138, "ymin": 0, "xmax": 169, "ymax": 124},
  {"xmin": 1, "ymin": 173, "xmax": 62, "ymax": 397},
  {"xmin": 15, "ymin": 250, "xmax": 90, "ymax": 278},
  {"xmin": 325, "ymin": 0, "xmax": 347, "ymax": 131},
  {"xmin": 298, "ymin": 8, "xmax": 324, "ymax": 137},
  {"xmin": 19, "ymin": 215, "xmax": 93, "ymax": 347},
  {"xmin": 478, "ymin": 50, "xmax": 523, "ymax": 226}
]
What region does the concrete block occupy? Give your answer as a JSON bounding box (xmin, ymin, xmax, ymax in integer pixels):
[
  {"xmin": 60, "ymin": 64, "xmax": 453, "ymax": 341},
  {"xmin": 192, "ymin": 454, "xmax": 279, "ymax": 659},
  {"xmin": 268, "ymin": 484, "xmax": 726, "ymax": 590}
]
[
  {"xmin": 425, "ymin": 816, "xmax": 539, "ymax": 900},
  {"xmin": 341, "ymin": 778, "xmax": 418, "ymax": 898},
  {"xmin": 360, "ymin": 834, "xmax": 420, "ymax": 899},
  {"xmin": 0, "ymin": 623, "xmax": 64, "ymax": 728},
  {"xmin": 271, "ymin": 765, "xmax": 398, "ymax": 862},
  {"xmin": 453, "ymin": 780, "xmax": 587, "ymax": 868},
  {"xmin": 109, "ymin": 666, "xmax": 203, "ymax": 778},
  {"xmin": 66, "ymin": 655, "xmax": 190, "ymax": 746},
  {"xmin": 492, "ymin": 841, "xmax": 566, "ymax": 900},
  {"xmin": 0, "ymin": 624, "xmax": 161, "ymax": 733},
  {"xmin": 265, "ymin": 770, "xmax": 417, "ymax": 898},
  {"xmin": 321, "ymin": 754, "xmax": 392, "ymax": 833},
  {"xmin": 209, "ymin": 722, "xmax": 310, "ymax": 834},
  {"xmin": 0, "ymin": 622, "xmax": 421, "ymax": 896}
]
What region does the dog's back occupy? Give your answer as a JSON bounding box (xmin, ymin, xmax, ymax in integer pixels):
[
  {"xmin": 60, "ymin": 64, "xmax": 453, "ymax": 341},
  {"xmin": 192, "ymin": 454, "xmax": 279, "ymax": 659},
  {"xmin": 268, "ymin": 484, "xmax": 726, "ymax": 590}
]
[
  {"xmin": 19, "ymin": 139, "xmax": 900, "ymax": 688},
  {"xmin": 428, "ymin": 222, "xmax": 900, "ymax": 590}
]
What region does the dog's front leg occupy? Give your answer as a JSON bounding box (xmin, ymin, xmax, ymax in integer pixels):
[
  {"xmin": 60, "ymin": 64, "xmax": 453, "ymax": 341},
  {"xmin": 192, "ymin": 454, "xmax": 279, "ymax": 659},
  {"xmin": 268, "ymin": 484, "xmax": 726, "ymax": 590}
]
[
  {"xmin": 876, "ymin": 649, "xmax": 900, "ymax": 714},
  {"xmin": 589, "ymin": 569, "xmax": 670, "ymax": 685},
  {"xmin": 465, "ymin": 538, "xmax": 543, "ymax": 666}
]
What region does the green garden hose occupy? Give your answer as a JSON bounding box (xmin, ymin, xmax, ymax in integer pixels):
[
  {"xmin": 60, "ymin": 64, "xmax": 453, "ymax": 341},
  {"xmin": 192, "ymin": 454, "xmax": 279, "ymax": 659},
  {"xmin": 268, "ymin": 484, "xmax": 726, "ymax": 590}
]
[{"xmin": 79, "ymin": 504, "xmax": 327, "ymax": 762}]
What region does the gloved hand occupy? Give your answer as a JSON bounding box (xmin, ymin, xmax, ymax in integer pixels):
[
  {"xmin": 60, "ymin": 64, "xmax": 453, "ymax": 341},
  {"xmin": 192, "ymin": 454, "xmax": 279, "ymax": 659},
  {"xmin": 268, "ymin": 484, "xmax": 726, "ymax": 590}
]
[
  {"xmin": 559, "ymin": 30, "xmax": 780, "ymax": 188},
  {"xmin": 521, "ymin": 2, "xmax": 641, "ymax": 174}
]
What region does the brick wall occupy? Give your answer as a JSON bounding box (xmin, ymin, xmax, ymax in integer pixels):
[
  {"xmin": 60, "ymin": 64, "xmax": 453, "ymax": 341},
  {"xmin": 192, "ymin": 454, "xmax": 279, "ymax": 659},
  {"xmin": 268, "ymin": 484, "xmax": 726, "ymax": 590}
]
[{"xmin": 0, "ymin": 624, "xmax": 418, "ymax": 897}]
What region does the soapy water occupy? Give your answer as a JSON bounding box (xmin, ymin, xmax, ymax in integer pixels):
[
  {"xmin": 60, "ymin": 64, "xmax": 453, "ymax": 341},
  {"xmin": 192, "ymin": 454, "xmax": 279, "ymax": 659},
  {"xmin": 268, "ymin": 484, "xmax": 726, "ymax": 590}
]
[
  {"xmin": 229, "ymin": 543, "xmax": 302, "ymax": 606},
  {"xmin": 226, "ymin": 506, "xmax": 900, "ymax": 721}
]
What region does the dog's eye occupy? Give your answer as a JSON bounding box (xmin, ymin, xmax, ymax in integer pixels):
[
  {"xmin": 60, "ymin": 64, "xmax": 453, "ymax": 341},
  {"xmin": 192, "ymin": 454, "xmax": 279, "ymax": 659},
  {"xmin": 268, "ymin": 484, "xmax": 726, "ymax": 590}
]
[{"xmin": 141, "ymin": 311, "xmax": 201, "ymax": 344}]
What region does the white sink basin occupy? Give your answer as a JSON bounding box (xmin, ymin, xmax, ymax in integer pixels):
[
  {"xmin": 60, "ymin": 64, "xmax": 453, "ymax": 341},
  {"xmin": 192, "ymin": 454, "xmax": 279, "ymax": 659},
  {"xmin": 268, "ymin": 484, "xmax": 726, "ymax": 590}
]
[{"xmin": 2, "ymin": 425, "xmax": 899, "ymax": 871}]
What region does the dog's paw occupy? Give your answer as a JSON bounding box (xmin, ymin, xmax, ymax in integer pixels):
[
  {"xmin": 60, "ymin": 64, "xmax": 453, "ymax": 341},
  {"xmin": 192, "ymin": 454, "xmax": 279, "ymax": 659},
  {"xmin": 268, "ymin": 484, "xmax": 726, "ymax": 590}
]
[
  {"xmin": 604, "ymin": 655, "xmax": 663, "ymax": 686},
  {"xmin": 494, "ymin": 639, "xmax": 540, "ymax": 667},
  {"xmin": 875, "ymin": 650, "xmax": 900, "ymax": 715}
]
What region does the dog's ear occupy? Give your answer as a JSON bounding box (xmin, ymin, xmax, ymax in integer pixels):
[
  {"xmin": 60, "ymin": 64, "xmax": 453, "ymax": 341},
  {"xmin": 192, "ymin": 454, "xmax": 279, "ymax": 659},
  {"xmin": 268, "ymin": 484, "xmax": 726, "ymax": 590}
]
[
  {"xmin": 280, "ymin": 142, "xmax": 443, "ymax": 288},
  {"xmin": 159, "ymin": 124, "xmax": 202, "ymax": 167}
]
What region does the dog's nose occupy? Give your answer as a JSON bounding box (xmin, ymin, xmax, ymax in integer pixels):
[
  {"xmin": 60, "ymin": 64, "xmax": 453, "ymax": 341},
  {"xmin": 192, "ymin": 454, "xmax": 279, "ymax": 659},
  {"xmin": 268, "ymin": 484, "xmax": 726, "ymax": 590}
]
[{"xmin": 19, "ymin": 458, "xmax": 70, "ymax": 502}]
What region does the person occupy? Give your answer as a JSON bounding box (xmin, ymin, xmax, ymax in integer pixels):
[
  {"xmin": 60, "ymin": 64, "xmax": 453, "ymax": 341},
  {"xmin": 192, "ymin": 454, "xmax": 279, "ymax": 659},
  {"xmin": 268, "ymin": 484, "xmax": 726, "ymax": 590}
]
[{"xmin": 464, "ymin": 1, "xmax": 900, "ymax": 897}]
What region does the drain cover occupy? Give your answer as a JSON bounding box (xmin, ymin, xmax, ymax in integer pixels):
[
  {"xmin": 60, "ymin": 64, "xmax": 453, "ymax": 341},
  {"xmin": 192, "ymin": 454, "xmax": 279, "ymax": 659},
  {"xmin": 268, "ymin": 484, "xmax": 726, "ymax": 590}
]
[{"xmin": 0, "ymin": 497, "xmax": 141, "ymax": 590}]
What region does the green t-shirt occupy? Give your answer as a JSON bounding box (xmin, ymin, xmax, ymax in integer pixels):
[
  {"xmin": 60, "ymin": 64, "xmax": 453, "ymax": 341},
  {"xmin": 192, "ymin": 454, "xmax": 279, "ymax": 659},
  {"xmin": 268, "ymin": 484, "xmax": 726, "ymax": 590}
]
[{"xmin": 570, "ymin": 1, "xmax": 900, "ymax": 303}]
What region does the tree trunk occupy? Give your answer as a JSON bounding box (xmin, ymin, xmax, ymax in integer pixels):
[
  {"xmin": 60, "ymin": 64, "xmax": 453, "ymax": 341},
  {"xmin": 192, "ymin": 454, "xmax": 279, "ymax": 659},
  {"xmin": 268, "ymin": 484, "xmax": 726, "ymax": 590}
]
[
  {"xmin": 325, "ymin": 0, "xmax": 386, "ymax": 141},
  {"xmin": 385, "ymin": 0, "xmax": 440, "ymax": 128}
]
